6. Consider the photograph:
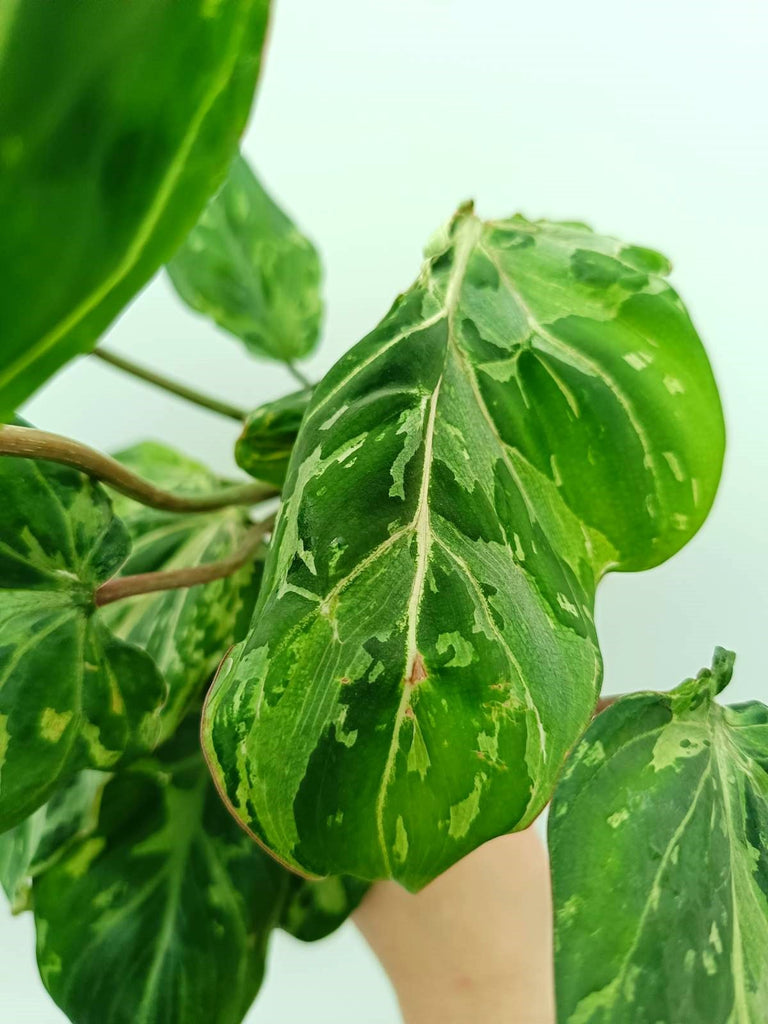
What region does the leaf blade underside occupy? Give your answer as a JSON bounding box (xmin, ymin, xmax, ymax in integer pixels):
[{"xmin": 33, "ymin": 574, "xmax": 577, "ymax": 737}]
[
  {"xmin": 167, "ymin": 155, "xmax": 323, "ymax": 363},
  {"xmin": 203, "ymin": 206, "xmax": 725, "ymax": 890}
]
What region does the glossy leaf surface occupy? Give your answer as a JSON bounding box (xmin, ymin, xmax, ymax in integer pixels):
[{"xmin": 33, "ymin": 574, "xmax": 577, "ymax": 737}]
[
  {"xmin": 202, "ymin": 205, "xmax": 725, "ymax": 889},
  {"xmin": 168, "ymin": 155, "xmax": 323, "ymax": 362},
  {"xmin": 0, "ymin": 0, "xmax": 270, "ymax": 418},
  {"xmin": 550, "ymin": 650, "xmax": 768, "ymax": 1023},
  {"xmin": 235, "ymin": 388, "xmax": 312, "ymax": 485},
  {"xmin": 34, "ymin": 720, "xmax": 289, "ymax": 1024},
  {"xmin": 0, "ymin": 452, "xmax": 164, "ymax": 831},
  {"xmin": 104, "ymin": 443, "xmax": 263, "ymax": 743}
]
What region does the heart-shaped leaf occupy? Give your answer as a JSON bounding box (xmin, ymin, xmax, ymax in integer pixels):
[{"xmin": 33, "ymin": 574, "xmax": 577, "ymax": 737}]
[
  {"xmin": 203, "ymin": 205, "xmax": 725, "ymax": 890},
  {"xmin": 168, "ymin": 155, "xmax": 323, "ymax": 362},
  {"xmin": 33, "ymin": 719, "xmax": 289, "ymax": 1024},
  {"xmin": 0, "ymin": 0, "xmax": 271, "ymax": 418},
  {"xmin": 235, "ymin": 388, "xmax": 312, "ymax": 485},
  {"xmin": 103, "ymin": 443, "xmax": 264, "ymax": 743},
  {"xmin": 0, "ymin": 452, "xmax": 165, "ymax": 831},
  {"xmin": 549, "ymin": 650, "xmax": 768, "ymax": 1023}
]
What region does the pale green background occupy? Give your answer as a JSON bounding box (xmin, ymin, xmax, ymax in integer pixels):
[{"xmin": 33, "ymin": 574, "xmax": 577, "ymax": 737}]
[{"xmin": 2, "ymin": 0, "xmax": 767, "ymax": 1020}]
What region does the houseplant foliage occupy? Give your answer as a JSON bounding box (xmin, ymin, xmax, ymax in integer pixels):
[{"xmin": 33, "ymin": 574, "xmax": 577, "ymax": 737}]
[{"xmin": 0, "ymin": 4, "xmax": 764, "ymax": 1024}]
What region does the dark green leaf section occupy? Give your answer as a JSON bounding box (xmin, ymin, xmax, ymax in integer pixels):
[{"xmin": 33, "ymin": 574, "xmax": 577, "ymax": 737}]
[
  {"xmin": 0, "ymin": 770, "xmax": 106, "ymax": 913},
  {"xmin": 0, "ymin": 454, "xmax": 164, "ymax": 831},
  {"xmin": 235, "ymin": 388, "xmax": 312, "ymax": 485},
  {"xmin": 0, "ymin": 0, "xmax": 271, "ymax": 418},
  {"xmin": 550, "ymin": 649, "xmax": 768, "ymax": 1024},
  {"xmin": 168, "ymin": 155, "xmax": 323, "ymax": 362},
  {"xmin": 104, "ymin": 443, "xmax": 263, "ymax": 743},
  {"xmin": 203, "ymin": 205, "xmax": 725, "ymax": 890},
  {"xmin": 34, "ymin": 720, "xmax": 289, "ymax": 1024},
  {"xmin": 280, "ymin": 874, "xmax": 369, "ymax": 943}
]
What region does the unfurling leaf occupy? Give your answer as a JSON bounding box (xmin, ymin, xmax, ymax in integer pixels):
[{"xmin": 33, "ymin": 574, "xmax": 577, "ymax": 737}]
[
  {"xmin": 0, "ymin": 770, "xmax": 106, "ymax": 913},
  {"xmin": 103, "ymin": 443, "xmax": 263, "ymax": 743},
  {"xmin": 235, "ymin": 388, "xmax": 312, "ymax": 485},
  {"xmin": 549, "ymin": 650, "xmax": 768, "ymax": 1024},
  {"xmin": 0, "ymin": 0, "xmax": 271, "ymax": 419},
  {"xmin": 33, "ymin": 719, "xmax": 289, "ymax": 1024},
  {"xmin": 168, "ymin": 155, "xmax": 323, "ymax": 362},
  {"xmin": 0, "ymin": 453, "xmax": 164, "ymax": 831},
  {"xmin": 202, "ymin": 205, "xmax": 725, "ymax": 890}
]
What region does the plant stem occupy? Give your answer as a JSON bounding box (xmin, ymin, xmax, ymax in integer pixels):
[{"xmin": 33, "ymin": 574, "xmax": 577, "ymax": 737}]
[
  {"xmin": 94, "ymin": 516, "xmax": 275, "ymax": 607},
  {"xmin": 286, "ymin": 361, "xmax": 312, "ymax": 388},
  {"xmin": 93, "ymin": 347, "xmax": 247, "ymax": 422},
  {"xmin": 0, "ymin": 425, "xmax": 278, "ymax": 512}
]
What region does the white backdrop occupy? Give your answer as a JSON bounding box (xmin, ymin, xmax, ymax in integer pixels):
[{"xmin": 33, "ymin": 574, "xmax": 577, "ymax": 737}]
[{"xmin": 2, "ymin": 0, "xmax": 767, "ymax": 1020}]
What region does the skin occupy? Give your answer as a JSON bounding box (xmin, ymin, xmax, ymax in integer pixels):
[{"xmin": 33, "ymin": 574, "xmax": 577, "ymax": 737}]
[{"xmin": 354, "ymin": 827, "xmax": 555, "ymax": 1024}]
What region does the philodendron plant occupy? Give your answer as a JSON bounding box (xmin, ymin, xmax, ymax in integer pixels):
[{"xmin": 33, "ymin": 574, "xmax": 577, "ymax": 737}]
[{"xmin": 0, "ymin": 4, "xmax": 765, "ymax": 1024}]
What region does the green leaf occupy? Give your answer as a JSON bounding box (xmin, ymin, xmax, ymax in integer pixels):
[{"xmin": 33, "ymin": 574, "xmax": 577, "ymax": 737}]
[
  {"xmin": 103, "ymin": 443, "xmax": 263, "ymax": 744},
  {"xmin": 549, "ymin": 649, "xmax": 768, "ymax": 1024},
  {"xmin": 167, "ymin": 155, "xmax": 323, "ymax": 362},
  {"xmin": 202, "ymin": 205, "xmax": 725, "ymax": 890},
  {"xmin": 33, "ymin": 719, "xmax": 289, "ymax": 1024},
  {"xmin": 0, "ymin": 769, "xmax": 106, "ymax": 913},
  {"xmin": 280, "ymin": 874, "xmax": 369, "ymax": 943},
  {"xmin": 0, "ymin": 453, "xmax": 165, "ymax": 831},
  {"xmin": 235, "ymin": 388, "xmax": 312, "ymax": 485},
  {"xmin": 0, "ymin": 0, "xmax": 271, "ymax": 418}
]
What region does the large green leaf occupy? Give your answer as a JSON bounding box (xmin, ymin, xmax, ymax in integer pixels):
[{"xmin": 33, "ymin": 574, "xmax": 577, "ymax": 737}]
[
  {"xmin": 0, "ymin": 452, "xmax": 165, "ymax": 831},
  {"xmin": 202, "ymin": 205, "xmax": 725, "ymax": 890},
  {"xmin": 33, "ymin": 719, "xmax": 289, "ymax": 1024},
  {"xmin": 235, "ymin": 388, "xmax": 312, "ymax": 485},
  {"xmin": 167, "ymin": 155, "xmax": 323, "ymax": 362},
  {"xmin": 0, "ymin": 769, "xmax": 106, "ymax": 913},
  {"xmin": 103, "ymin": 443, "xmax": 263, "ymax": 743},
  {"xmin": 0, "ymin": 0, "xmax": 271, "ymax": 418},
  {"xmin": 549, "ymin": 650, "xmax": 768, "ymax": 1024}
]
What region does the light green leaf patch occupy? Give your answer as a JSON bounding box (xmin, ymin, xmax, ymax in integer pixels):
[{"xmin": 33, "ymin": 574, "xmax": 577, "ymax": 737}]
[
  {"xmin": 103, "ymin": 443, "xmax": 263, "ymax": 743},
  {"xmin": 0, "ymin": 0, "xmax": 271, "ymax": 418},
  {"xmin": 168, "ymin": 155, "xmax": 323, "ymax": 362},
  {"xmin": 0, "ymin": 448, "xmax": 165, "ymax": 831},
  {"xmin": 235, "ymin": 388, "xmax": 312, "ymax": 486},
  {"xmin": 33, "ymin": 718, "xmax": 290, "ymax": 1024},
  {"xmin": 203, "ymin": 205, "xmax": 725, "ymax": 890},
  {"xmin": 0, "ymin": 769, "xmax": 106, "ymax": 913},
  {"xmin": 550, "ymin": 649, "xmax": 768, "ymax": 1024},
  {"xmin": 280, "ymin": 874, "xmax": 369, "ymax": 943}
]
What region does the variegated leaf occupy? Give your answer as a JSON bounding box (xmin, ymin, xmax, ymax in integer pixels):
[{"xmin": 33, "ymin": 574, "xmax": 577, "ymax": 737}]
[
  {"xmin": 0, "ymin": 769, "xmax": 106, "ymax": 913},
  {"xmin": 280, "ymin": 874, "xmax": 369, "ymax": 943},
  {"xmin": 550, "ymin": 649, "xmax": 768, "ymax": 1024},
  {"xmin": 235, "ymin": 388, "xmax": 312, "ymax": 485},
  {"xmin": 203, "ymin": 204, "xmax": 725, "ymax": 890},
  {"xmin": 34, "ymin": 719, "xmax": 290, "ymax": 1024},
  {"xmin": 0, "ymin": 0, "xmax": 271, "ymax": 418},
  {"xmin": 0, "ymin": 452, "xmax": 165, "ymax": 831},
  {"xmin": 104, "ymin": 443, "xmax": 263, "ymax": 743},
  {"xmin": 168, "ymin": 155, "xmax": 323, "ymax": 362}
]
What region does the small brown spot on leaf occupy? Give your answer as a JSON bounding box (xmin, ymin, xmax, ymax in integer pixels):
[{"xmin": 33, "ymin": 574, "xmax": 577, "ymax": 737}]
[
  {"xmin": 408, "ymin": 652, "xmax": 428, "ymax": 685},
  {"xmin": 404, "ymin": 706, "xmax": 415, "ymax": 720},
  {"xmin": 339, "ymin": 677, "xmax": 351, "ymax": 686}
]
